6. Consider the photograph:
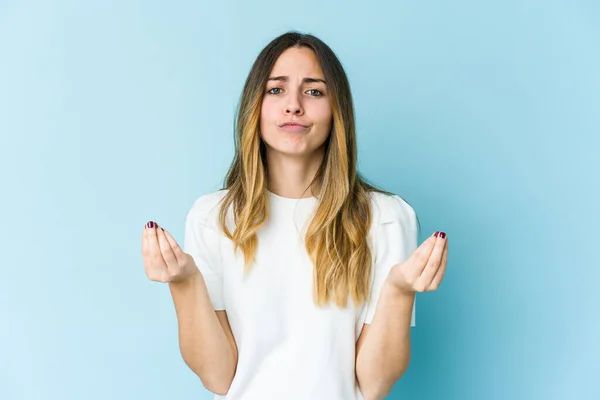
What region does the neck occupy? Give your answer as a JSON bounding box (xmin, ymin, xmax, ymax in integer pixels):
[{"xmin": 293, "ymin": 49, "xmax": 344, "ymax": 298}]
[{"xmin": 266, "ymin": 148, "xmax": 324, "ymax": 199}]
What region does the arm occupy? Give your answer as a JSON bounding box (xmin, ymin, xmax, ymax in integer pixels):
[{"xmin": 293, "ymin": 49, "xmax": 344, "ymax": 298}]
[
  {"xmin": 356, "ymin": 276, "xmax": 415, "ymax": 400},
  {"xmin": 172, "ymin": 195, "xmax": 238, "ymax": 394},
  {"xmin": 169, "ymin": 272, "xmax": 238, "ymax": 395}
]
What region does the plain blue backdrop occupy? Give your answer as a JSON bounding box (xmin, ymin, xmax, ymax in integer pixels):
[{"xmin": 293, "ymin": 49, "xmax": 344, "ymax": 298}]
[{"xmin": 1, "ymin": 1, "xmax": 598, "ymax": 399}]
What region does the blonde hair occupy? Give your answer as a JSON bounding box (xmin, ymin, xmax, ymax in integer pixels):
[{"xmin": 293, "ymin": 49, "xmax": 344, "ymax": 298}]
[{"xmin": 217, "ymin": 31, "xmax": 409, "ymax": 308}]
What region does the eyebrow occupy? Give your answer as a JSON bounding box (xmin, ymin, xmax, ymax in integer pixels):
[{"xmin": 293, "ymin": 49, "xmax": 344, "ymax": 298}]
[{"xmin": 267, "ymin": 76, "xmax": 327, "ymax": 85}]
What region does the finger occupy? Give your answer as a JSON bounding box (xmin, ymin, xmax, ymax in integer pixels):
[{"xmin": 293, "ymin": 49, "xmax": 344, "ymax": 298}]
[
  {"xmin": 142, "ymin": 224, "xmax": 156, "ymax": 278},
  {"xmin": 408, "ymin": 233, "xmax": 438, "ymax": 276},
  {"xmin": 414, "ymin": 233, "xmax": 446, "ymax": 292},
  {"xmin": 156, "ymin": 226, "xmax": 178, "ymax": 272},
  {"xmin": 145, "ymin": 221, "xmax": 168, "ymax": 281},
  {"xmin": 430, "ymin": 239, "xmax": 448, "ymax": 290},
  {"xmin": 162, "ymin": 228, "xmax": 184, "ymax": 263},
  {"xmin": 146, "ymin": 221, "xmax": 161, "ymax": 258}
]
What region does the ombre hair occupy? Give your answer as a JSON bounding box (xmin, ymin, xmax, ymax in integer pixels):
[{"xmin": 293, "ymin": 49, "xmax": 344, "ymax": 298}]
[{"xmin": 217, "ymin": 31, "xmax": 418, "ymax": 307}]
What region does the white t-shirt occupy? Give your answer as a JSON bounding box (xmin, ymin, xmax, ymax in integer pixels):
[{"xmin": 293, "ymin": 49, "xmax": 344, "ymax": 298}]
[{"xmin": 184, "ymin": 189, "xmax": 417, "ymax": 400}]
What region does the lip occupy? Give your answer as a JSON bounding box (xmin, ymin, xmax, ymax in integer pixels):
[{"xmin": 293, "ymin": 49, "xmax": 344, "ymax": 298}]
[{"xmin": 279, "ymin": 122, "xmax": 310, "ymax": 132}]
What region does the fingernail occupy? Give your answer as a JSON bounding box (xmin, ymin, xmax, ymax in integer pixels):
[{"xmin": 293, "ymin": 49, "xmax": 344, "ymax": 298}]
[
  {"xmin": 434, "ymin": 231, "xmax": 446, "ymax": 239},
  {"xmin": 161, "ymin": 227, "xmax": 164, "ymax": 231},
  {"xmin": 146, "ymin": 221, "xmax": 155, "ymax": 229}
]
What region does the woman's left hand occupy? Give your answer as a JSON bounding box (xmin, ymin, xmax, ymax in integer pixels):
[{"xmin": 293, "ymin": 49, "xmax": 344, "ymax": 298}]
[{"xmin": 387, "ymin": 231, "xmax": 448, "ymax": 295}]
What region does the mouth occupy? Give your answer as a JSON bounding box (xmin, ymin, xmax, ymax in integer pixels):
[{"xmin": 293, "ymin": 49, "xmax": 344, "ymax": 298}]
[{"xmin": 279, "ymin": 123, "xmax": 310, "ymax": 132}]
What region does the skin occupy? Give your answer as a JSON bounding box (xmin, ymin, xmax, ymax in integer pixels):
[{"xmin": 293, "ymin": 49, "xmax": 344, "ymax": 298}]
[
  {"xmin": 139, "ymin": 47, "xmax": 336, "ymax": 394},
  {"xmin": 142, "ymin": 45, "xmax": 449, "ymax": 398},
  {"xmin": 257, "ymin": 46, "xmax": 450, "ymax": 398},
  {"xmin": 259, "ymin": 46, "xmax": 332, "ymax": 199},
  {"xmin": 355, "ymin": 232, "xmax": 448, "ymax": 399}
]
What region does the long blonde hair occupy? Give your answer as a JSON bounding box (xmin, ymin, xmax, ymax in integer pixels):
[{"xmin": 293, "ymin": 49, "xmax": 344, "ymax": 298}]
[{"xmin": 217, "ymin": 31, "xmax": 413, "ymax": 308}]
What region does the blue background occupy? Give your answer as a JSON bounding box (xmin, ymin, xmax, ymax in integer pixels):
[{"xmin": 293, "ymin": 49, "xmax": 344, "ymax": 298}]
[{"xmin": 1, "ymin": 1, "xmax": 598, "ymax": 399}]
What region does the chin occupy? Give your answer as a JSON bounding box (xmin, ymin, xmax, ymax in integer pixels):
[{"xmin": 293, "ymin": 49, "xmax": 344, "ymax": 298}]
[{"xmin": 272, "ymin": 148, "xmax": 310, "ymax": 157}]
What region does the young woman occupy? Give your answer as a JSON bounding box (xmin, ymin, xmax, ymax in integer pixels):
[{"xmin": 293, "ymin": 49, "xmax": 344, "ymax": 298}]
[{"xmin": 141, "ymin": 31, "xmax": 448, "ymax": 400}]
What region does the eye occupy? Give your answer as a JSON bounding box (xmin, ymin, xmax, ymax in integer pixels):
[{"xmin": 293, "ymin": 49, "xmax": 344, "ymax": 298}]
[
  {"xmin": 266, "ymin": 87, "xmax": 324, "ymax": 97},
  {"xmin": 267, "ymin": 87, "xmax": 283, "ymax": 95}
]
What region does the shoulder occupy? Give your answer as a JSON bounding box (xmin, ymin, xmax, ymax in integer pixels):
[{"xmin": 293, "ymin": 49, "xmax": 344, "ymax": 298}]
[
  {"xmin": 187, "ymin": 189, "xmax": 229, "ymax": 228},
  {"xmin": 368, "ymin": 191, "xmax": 417, "ymax": 226}
]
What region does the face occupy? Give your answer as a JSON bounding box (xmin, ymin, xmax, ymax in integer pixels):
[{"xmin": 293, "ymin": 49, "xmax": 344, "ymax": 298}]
[{"xmin": 260, "ymin": 46, "xmax": 333, "ymax": 159}]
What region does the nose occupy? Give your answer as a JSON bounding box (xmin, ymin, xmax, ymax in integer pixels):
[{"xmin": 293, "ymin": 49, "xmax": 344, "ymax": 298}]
[
  {"xmin": 286, "ymin": 106, "xmax": 302, "ymax": 115},
  {"xmin": 285, "ymin": 93, "xmax": 304, "ymax": 115}
]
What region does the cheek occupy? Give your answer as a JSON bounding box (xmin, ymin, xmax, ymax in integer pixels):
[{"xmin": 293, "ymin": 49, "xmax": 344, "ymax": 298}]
[
  {"xmin": 312, "ymin": 103, "xmax": 333, "ymax": 129},
  {"xmin": 260, "ymin": 99, "xmax": 277, "ymax": 128}
]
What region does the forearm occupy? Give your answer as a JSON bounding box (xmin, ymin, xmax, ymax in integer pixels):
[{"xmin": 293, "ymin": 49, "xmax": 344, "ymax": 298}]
[
  {"xmin": 169, "ymin": 273, "xmax": 236, "ymax": 394},
  {"xmin": 356, "ymin": 280, "xmax": 414, "ymax": 399}
]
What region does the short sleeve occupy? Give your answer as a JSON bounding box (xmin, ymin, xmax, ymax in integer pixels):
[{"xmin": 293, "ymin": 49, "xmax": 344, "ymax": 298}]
[
  {"xmin": 363, "ymin": 194, "xmax": 418, "ymax": 327},
  {"xmin": 184, "ymin": 197, "xmax": 225, "ymax": 310}
]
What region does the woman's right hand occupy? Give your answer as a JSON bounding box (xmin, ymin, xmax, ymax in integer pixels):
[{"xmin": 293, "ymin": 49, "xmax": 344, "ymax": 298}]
[{"xmin": 142, "ymin": 221, "xmax": 199, "ymax": 283}]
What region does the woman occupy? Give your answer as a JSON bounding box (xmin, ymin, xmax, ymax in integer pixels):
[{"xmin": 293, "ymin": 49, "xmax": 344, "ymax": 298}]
[{"xmin": 141, "ymin": 31, "xmax": 448, "ymax": 400}]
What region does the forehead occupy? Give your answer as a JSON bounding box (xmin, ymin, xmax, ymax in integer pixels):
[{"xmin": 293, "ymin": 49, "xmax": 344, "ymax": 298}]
[{"xmin": 270, "ymin": 46, "xmax": 324, "ymax": 77}]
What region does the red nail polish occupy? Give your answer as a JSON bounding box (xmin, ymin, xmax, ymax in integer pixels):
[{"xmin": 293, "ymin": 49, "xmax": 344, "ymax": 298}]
[{"xmin": 439, "ymin": 232, "xmax": 446, "ymax": 239}]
